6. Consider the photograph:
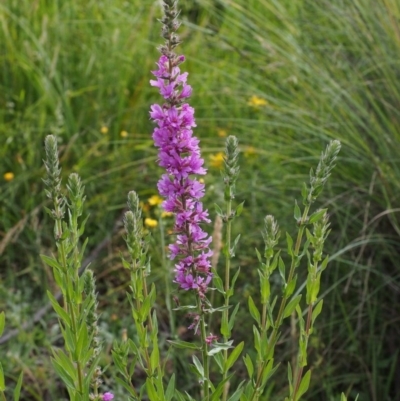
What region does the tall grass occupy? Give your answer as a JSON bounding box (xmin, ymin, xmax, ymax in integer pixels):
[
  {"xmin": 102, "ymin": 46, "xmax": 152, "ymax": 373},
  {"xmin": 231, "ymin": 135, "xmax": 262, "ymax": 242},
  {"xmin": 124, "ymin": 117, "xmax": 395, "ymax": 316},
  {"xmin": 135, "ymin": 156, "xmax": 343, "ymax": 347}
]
[{"xmin": 0, "ymin": 0, "xmax": 399, "ymax": 400}]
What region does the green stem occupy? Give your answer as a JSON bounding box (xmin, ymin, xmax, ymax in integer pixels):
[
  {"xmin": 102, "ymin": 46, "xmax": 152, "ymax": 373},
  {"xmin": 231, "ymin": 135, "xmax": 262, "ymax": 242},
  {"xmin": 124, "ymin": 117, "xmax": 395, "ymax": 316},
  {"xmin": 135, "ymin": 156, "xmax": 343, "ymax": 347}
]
[
  {"xmin": 250, "ymin": 205, "xmax": 310, "ymax": 401},
  {"xmin": 199, "ymin": 305, "xmax": 210, "ymax": 401},
  {"xmin": 159, "ymin": 217, "xmax": 175, "ymax": 336},
  {"xmin": 291, "ymin": 304, "xmax": 313, "ymax": 401},
  {"xmin": 0, "ymin": 391, "xmax": 7, "ymax": 401},
  {"xmin": 54, "ymin": 212, "xmax": 84, "ymax": 395},
  {"xmin": 257, "ymin": 256, "xmax": 271, "ymax": 379},
  {"xmin": 222, "ymin": 195, "xmax": 233, "ymax": 401}
]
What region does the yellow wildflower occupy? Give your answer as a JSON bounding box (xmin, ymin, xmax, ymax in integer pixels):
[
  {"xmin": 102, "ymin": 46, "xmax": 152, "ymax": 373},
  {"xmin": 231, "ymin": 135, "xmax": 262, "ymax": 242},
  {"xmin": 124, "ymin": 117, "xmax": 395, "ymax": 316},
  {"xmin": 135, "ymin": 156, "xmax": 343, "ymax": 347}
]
[
  {"xmin": 248, "ymin": 95, "xmax": 268, "ymax": 107},
  {"xmin": 3, "ymin": 172, "xmax": 14, "ymax": 182},
  {"xmin": 209, "ymin": 152, "xmax": 225, "ymax": 169},
  {"xmin": 145, "ymin": 218, "xmax": 158, "ymax": 228},
  {"xmin": 148, "ymin": 195, "xmax": 163, "ymax": 206},
  {"xmin": 100, "ymin": 126, "xmax": 109, "ymax": 134},
  {"xmin": 217, "ymin": 128, "xmax": 227, "ymax": 138},
  {"xmin": 244, "ymin": 146, "xmax": 257, "ymax": 158},
  {"xmin": 161, "ymin": 211, "xmax": 173, "ymax": 218},
  {"xmin": 120, "ymin": 130, "xmax": 128, "ymax": 138},
  {"xmin": 140, "ymin": 201, "xmax": 150, "ymax": 212},
  {"xmin": 199, "ymin": 178, "xmax": 205, "ymax": 184}
]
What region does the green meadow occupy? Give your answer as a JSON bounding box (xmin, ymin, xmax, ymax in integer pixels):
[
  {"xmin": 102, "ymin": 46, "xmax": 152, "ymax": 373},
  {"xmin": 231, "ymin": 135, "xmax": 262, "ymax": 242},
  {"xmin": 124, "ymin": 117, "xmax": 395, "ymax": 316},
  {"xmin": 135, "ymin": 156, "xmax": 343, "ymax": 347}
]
[{"xmin": 1, "ymin": 0, "xmax": 399, "ymax": 399}]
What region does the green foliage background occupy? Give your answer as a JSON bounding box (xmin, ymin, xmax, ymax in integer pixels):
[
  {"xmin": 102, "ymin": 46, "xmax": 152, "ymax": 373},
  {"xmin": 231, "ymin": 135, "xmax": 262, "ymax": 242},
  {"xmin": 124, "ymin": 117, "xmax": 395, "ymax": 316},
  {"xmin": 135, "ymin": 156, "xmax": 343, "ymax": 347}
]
[{"xmin": 1, "ymin": 0, "xmax": 399, "ymax": 400}]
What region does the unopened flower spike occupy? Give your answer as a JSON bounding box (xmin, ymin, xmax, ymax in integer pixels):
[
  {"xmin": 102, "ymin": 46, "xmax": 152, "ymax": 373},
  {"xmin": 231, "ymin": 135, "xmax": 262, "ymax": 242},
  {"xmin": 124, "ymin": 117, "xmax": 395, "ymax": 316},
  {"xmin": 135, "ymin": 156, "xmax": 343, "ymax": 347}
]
[{"xmin": 150, "ymin": 0, "xmax": 213, "ymax": 301}]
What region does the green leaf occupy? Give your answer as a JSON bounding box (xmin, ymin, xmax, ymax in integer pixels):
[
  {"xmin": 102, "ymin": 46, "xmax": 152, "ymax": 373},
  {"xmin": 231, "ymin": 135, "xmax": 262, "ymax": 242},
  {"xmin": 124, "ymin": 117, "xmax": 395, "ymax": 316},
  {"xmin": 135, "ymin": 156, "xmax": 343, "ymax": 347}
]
[
  {"xmin": 255, "ymin": 248, "xmax": 262, "ymax": 263},
  {"xmin": 168, "ymin": 339, "xmax": 200, "ymax": 350},
  {"xmin": 212, "ymin": 268, "xmax": 225, "ymax": 294},
  {"xmin": 213, "ymin": 350, "xmax": 225, "ymax": 373},
  {"xmin": 115, "ymin": 377, "xmax": 137, "ymax": 398},
  {"xmin": 248, "ymin": 296, "xmax": 261, "ymax": 326},
  {"xmin": 165, "ymin": 374, "xmax": 175, "ymax": 401},
  {"xmin": 76, "ymin": 322, "xmax": 89, "ymax": 361},
  {"xmin": 312, "ymin": 299, "xmax": 324, "ymax": 325},
  {"xmin": 40, "ymin": 254, "xmax": 63, "ymax": 271},
  {"xmin": 283, "ymin": 295, "xmax": 302, "ymax": 319},
  {"xmin": 174, "ymin": 389, "xmax": 186, "ymax": 401},
  {"xmin": 285, "ymin": 275, "xmax": 297, "ymax": 298},
  {"xmin": 253, "ymin": 326, "xmax": 261, "ymax": 354},
  {"xmin": 225, "ymin": 341, "xmax": 244, "ymax": 371},
  {"xmin": 228, "ymin": 382, "xmax": 245, "ymax": 401},
  {"xmin": 340, "ymin": 393, "xmax": 347, "ymax": 401},
  {"xmin": 287, "ymin": 362, "xmax": 293, "ymax": 394},
  {"xmin": 214, "ymin": 203, "xmax": 224, "ymax": 217},
  {"xmin": 0, "ymin": 362, "xmax": 5, "ymax": 391},
  {"xmin": 0, "ymin": 312, "xmax": 5, "ymax": 337},
  {"xmin": 309, "ymin": 209, "xmax": 327, "ymax": 224},
  {"xmin": 278, "ymin": 257, "xmax": 286, "ymax": 284},
  {"xmin": 320, "ymin": 255, "xmax": 329, "ymax": 271},
  {"xmin": 235, "ymin": 201, "xmax": 245, "ymax": 217},
  {"xmin": 295, "ymin": 370, "xmax": 311, "ymax": 401},
  {"xmin": 47, "ymin": 290, "xmax": 71, "ymax": 328},
  {"xmin": 261, "ymin": 359, "xmax": 280, "ymax": 387},
  {"xmin": 243, "ymin": 354, "xmax": 254, "ymax": 378},
  {"xmin": 301, "ymin": 183, "xmax": 308, "ymax": 204},
  {"xmin": 211, "ymin": 374, "xmax": 234, "ymax": 401},
  {"xmin": 231, "ymin": 267, "xmax": 241, "ymax": 290},
  {"xmin": 51, "ymin": 358, "xmax": 76, "ymax": 390},
  {"xmin": 192, "ymin": 355, "xmax": 204, "ymax": 378},
  {"xmin": 208, "ymin": 340, "xmax": 234, "ymax": 356},
  {"xmin": 259, "ymin": 270, "xmax": 270, "ymax": 304},
  {"xmin": 150, "ymin": 343, "xmax": 160, "ymax": 373},
  {"xmin": 286, "ymin": 232, "xmax": 294, "ymax": 256},
  {"xmin": 13, "ymin": 372, "xmax": 23, "ymax": 401},
  {"xmin": 221, "ymin": 312, "xmax": 229, "ymax": 338},
  {"xmin": 228, "ymin": 302, "xmax": 241, "ymax": 332},
  {"xmin": 146, "ymin": 378, "xmax": 158, "ymax": 401},
  {"xmin": 294, "ymin": 200, "xmax": 301, "ymax": 222}
]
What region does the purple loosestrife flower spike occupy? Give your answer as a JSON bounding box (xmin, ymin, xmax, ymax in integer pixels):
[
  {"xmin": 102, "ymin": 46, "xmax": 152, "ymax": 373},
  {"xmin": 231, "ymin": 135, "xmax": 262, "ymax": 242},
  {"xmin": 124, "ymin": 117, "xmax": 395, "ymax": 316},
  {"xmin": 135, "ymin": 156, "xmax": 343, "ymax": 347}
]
[{"xmin": 150, "ymin": 1, "xmax": 213, "ymax": 301}]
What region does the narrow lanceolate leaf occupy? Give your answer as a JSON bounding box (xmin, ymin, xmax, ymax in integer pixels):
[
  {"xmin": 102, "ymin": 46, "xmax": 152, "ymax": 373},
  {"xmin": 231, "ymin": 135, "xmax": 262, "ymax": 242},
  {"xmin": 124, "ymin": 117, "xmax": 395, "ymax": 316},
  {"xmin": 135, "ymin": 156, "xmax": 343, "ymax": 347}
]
[
  {"xmin": 0, "ymin": 362, "xmax": 5, "ymax": 391},
  {"xmin": 243, "ymin": 354, "xmax": 254, "ymax": 378},
  {"xmin": 150, "ymin": 343, "xmax": 160, "ymax": 373},
  {"xmin": 211, "ymin": 374, "xmax": 234, "ymax": 401},
  {"xmin": 248, "ymin": 296, "xmax": 261, "ymax": 326},
  {"xmin": 228, "ymin": 302, "xmax": 241, "ymax": 332},
  {"xmin": 312, "ymin": 299, "xmax": 324, "ymax": 325},
  {"xmin": 146, "ymin": 378, "xmax": 158, "ymax": 401},
  {"xmin": 283, "ymin": 294, "xmax": 302, "ymax": 319},
  {"xmin": 192, "ymin": 355, "xmax": 204, "ymax": 378},
  {"xmin": 168, "ymin": 339, "xmax": 200, "ymax": 350},
  {"xmin": 225, "ymin": 341, "xmax": 244, "ymax": 371},
  {"xmin": 40, "ymin": 254, "xmax": 63, "ymax": 271},
  {"xmin": 286, "ymin": 232, "xmax": 294, "ymax": 256},
  {"xmin": 308, "ymin": 208, "xmax": 327, "ymax": 224},
  {"xmin": 165, "ymin": 374, "xmax": 175, "ymax": 401},
  {"xmin": 228, "ymin": 381, "xmax": 245, "ymax": 401},
  {"xmin": 294, "ymin": 200, "xmax": 302, "ymax": 222},
  {"xmin": 0, "ymin": 311, "xmax": 5, "ymax": 337},
  {"xmin": 13, "ymin": 372, "xmax": 23, "ymax": 401},
  {"xmin": 47, "ymin": 290, "xmax": 71, "ymax": 327},
  {"xmin": 295, "ymin": 370, "xmax": 311, "ymax": 401}
]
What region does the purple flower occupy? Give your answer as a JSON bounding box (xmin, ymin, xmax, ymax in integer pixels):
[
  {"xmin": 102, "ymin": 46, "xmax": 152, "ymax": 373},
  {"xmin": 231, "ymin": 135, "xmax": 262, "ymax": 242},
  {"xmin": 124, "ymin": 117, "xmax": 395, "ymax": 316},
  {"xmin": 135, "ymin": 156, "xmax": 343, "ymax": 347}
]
[
  {"xmin": 102, "ymin": 392, "xmax": 114, "ymax": 401},
  {"xmin": 150, "ymin": 50, "xmax": 213, "ymax": 301}
]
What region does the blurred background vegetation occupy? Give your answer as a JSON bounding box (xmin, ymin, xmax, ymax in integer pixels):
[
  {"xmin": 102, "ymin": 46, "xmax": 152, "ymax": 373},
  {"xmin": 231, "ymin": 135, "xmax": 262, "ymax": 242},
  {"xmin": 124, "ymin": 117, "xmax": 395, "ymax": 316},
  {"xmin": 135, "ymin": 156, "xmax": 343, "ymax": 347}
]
[{"xmin": 1, "ymin": 0, "xmax": 400, "ymax": 400}]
